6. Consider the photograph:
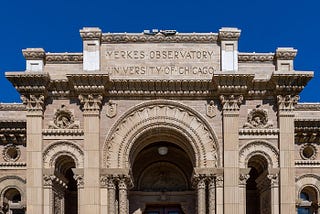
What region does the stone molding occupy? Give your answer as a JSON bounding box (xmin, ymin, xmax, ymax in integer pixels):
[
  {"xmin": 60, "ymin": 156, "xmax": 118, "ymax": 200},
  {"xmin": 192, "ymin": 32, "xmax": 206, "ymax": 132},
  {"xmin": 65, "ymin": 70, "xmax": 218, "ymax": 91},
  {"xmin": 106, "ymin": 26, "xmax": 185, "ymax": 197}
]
[
  {"xmin": 0, "ymin": 122, "xmax": 26, "ymax": 145},
  {"xmin": 238, "ymin": 53, "xmax": 274, "ymax": 62},
  {"xmin": 219, "ymin": 95, "xmax": 243, "ymax": 111},
  {"xmin": 0, "ymin": 162, "xmax": 26, "ymax": 168},
  {"xmin": 0, "ymin": 104, "xmax": 26, "ymax": 111},
  {"xmin": 295, "ymin": 174, "xmax": 320, "ymax": 201},
  {"xmin": 239, "ymin": 128, "xmax": 279, "ymax": 136},
  {"xmin": 0, "ymin": 175, "xmax": 26, "ymax": 205},
  {"xmin": 103, "ymin": 100, "xmax": 219, "ymax": 168},
  {"xmin": 43, "ymin": 140, "xmax": 84, "ymax": 168},
  {"xmin": 101, "ymin": 33, "xmax": 218, "ymax": 43},
  {"xmin": 218, "ymin": 28, "xmax": 241, "ymax": 40},
  {"xmin": 295, "ymin": 160, "xmax": 320, "ymax": 167},
  {"xmin": 21, "ymin": 94, "xmax": 45, "ymax": 112},
  {"xmin": 80, "ymin": 27, "xmax": 102, "ymax": 40},
  {"xmin": 277, "ymin": 95, "xmax": 299, "ymax": 111},
  {"xmin": 275, "ymin": 47, "xmax": 297, "ymax": 60},
  {"xmin": 239, "ymin": 140, "xmax": 279, "ymax": 168},
  {"xmin": 22, "ymin": 48, "xmax": 45, "ymax": 60},
  {"xmin": 46, "ymin": 53, "xmax": 83, "ymax": 64},
  {"xmin": 295, "ymin": 103, "xmax": 320, "ymax": 111}
]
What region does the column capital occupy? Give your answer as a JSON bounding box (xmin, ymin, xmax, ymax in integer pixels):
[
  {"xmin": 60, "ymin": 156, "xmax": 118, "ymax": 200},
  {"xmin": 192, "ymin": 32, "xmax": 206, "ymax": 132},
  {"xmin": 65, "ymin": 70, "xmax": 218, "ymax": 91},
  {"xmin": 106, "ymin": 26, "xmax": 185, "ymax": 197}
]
[
  {"xmin": 220, "ymin": 94, "xmax": 243, "ymax": 111},
  {"xmin": 78, "ymin": 94, "xmax": 103, "ymax": 113},
  {"xmin": 239, "ymin": 173, "xmax": 250, "ymax": 186},
  {"xmin": 73, "ymin": 174, "xmax": 84, "ymax": 188},
  {"xmin": 215, "ymin": 175, "xmax": 224, "ymax": 188},
  {"xmin": 267, "ymin": 173, "xmax": 279, "ymax": 187},
  {"xmin": 192, "ymin": 174, "xmax": 207, "ymax": 189},
  {"xmin": 277, "ymin": 95, "xmax": 299, "ymax": 111},
  {"xmin": 21, "ymin": 94, "xmax": 45, "ymax": 113}
]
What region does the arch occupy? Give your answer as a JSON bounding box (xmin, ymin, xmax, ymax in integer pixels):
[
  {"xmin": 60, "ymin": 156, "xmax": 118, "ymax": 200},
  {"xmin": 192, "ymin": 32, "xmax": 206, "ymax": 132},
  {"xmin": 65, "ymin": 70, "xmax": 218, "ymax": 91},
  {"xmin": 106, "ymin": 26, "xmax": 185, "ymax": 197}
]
[
  {"xmin": 296, "ymin": 174, "xmax": 320, "ymax": 201},
  {"xmin": 43, "ymin": 140, "xmax": 84, "ymax": 168},
  {"xmin": 0, "ymin": 176, "xmax": 26, "ymax": 205},
  {"xmin": 239, "ymin": 140, "xmax": 279, "ymax": 169},
  {"xmin": 103, "ymin": 100, "xmax": 219, "ymax": 168}
]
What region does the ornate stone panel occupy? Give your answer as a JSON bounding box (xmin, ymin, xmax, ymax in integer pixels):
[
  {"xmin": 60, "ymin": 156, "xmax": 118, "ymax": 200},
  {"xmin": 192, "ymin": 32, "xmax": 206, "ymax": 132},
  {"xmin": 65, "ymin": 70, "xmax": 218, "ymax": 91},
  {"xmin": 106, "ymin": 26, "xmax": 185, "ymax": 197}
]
[{"xmin": 103, "ymin": 100, "xmax": 219, "ymax": 168}]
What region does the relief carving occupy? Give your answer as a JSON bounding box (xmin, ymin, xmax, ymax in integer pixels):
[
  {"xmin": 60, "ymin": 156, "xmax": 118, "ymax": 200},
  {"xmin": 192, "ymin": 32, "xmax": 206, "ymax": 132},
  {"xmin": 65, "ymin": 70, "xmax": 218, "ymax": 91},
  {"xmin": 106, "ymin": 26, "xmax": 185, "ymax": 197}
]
[
  {"xmin": 106, "ymin": 101, "xmax": 117, "ymax": 118},
  {"xmin": 277, "ymin": 95, "xmax": 299, "ymax": 111},
  {"xmin": 21, "ymin": 94, "xmax": 45, "ymax": 111},
  {"xmin": 206, "ymin": 101, "xmax": 217, "ymax": 118},
  {"xmin": 78, "ymin": 94, "xmax": 103, "ymax": 112},
  {"xmin": 243, "ymin": 108, "xmax": 273, "ymax": 129},
  {"xmin": 49, "ymin": 105, "xmax": 80, "ymax": 129},
  {"xmin": 220, "ymin": 95, "xmax": 243, "ymax": 111}
]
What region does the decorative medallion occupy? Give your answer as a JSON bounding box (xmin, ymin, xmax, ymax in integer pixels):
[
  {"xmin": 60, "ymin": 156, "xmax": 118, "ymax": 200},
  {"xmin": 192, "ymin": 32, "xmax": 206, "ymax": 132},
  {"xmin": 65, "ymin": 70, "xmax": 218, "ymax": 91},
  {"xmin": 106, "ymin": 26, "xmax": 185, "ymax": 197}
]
[
  {"xmin": 300, "ymin": 144, "xmax": 317, "ymax": 160},
  {"xmin": 48, "ymin": 105, "xmax": 79, "ymax": 129},
  {"xmin": 3, "ymin": 144, "xmax": 21, "ymax": 162},
  {"xmin": 106, "ymin": 101, "xmax": 117, "ymax": 118},
  {"xmin": 206, "ymin": 101, "xmax": 217, "ymax": 118},
  {"xmin": 243, "ymin": 108, "xmax": 273, "ymax": 129}
]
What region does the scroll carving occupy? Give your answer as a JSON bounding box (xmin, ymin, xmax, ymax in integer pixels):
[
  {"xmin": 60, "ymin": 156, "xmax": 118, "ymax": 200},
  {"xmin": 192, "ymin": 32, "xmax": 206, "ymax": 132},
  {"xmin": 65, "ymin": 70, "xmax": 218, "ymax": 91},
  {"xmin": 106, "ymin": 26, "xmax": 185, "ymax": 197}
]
[
  {"xmin": 220, "ymin": 95, "xmax": 243, "ymax": 111},
  {"xmin": 78, "ymin": 94, "xmax": 103, "ymax": 112},
  {"xmin": 243, "ymin": 108, "xmax": 273, "ymax": 129},
  {"xmin": 49, "ymin": 105, "xmax": 80, "ymax": 129},
  {"xmin": 277, "ymin": 95, "xmax": 299, "ymax": 111},
  {"xmin": 21, "ymin": 94, "xmax": 45, "ymax": 111}
]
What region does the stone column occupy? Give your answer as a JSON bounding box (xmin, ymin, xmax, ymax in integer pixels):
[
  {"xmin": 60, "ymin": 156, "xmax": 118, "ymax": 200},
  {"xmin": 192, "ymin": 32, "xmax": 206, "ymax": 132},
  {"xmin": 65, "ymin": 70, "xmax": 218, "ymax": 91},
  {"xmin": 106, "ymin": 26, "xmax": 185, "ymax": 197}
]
[
  {"xmin": 196, "ymin": 176, "xmax": 206, "ymax": 214},
  {"xmin": 277, "ymin": 95, "xmax": 299, "ymax": 214},
  {"xmin": 208, "ymin": 176, "xmax": 216, "ymax": 214},
  {"xmin": 215, "ymin": 175, "xmax": 224, "ymax": 214},
  {"xmin": 21, "ymin": 94, "xmax": 45, "ymax": 214},
  {"xmin": 43, "ymin": 175, "xmax": 54, "ymax": 214},
  {"xmin": 73, "ymin": 174, "xmax": 84, "ymax": 214},
  {"xmin": 118, "ymin": 177, "xmax": 128, "ymax": 214},
  {"xmin": 220, "ymin": 95, "xmax": 243, "ymax": 214},
  {"xmin": 239, "ymin": 172, "xmax": 250, "ymax": 214},
  {"xmin": 107, "ymin": 177, "xmax": 116, "ymax": 214},
  {"xmin": 79, "ymin": 94, "xmax": 103, "ymax": 214},
  {"xmin": 100, "ymin": 175, "xmax": 109, "ymax": 214},
  {"xmin": 267, "ymin": 173, "xmax": 279, "ymax": 214}
]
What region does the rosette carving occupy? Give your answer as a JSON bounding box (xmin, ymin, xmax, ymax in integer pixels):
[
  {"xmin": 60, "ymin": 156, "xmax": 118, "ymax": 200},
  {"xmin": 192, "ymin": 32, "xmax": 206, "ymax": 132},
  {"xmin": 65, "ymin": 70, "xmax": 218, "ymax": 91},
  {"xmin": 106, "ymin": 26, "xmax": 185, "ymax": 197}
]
[
  {"xmin": 48, "ymin": 105, "xmax": 79, "ymax": 129},
  {"xmin": 243, "ymin": 108, "xmax": 273, "ymax": 129}
]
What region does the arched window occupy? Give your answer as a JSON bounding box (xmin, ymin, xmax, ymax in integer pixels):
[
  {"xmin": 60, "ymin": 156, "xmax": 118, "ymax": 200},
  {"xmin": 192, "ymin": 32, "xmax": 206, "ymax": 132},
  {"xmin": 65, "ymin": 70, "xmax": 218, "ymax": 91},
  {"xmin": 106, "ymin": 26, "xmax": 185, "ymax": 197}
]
[
  {"xmin": 298, "ymin": 187, "xmax": 318, "ymax": 214},
  {"xmin": 3, "ymin": 188, "xmax": 24, "ymax": 214}
]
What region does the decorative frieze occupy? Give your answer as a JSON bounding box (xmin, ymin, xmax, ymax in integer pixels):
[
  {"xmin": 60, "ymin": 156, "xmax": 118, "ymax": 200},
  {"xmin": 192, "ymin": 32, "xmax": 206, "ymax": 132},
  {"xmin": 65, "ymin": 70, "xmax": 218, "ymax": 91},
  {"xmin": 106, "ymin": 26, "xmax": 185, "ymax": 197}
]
[
  {"xmin": 46, "ymin": 53, "xmax": 83, "ymax": 64},
  {"xmin": 238, "ymin": 53, "xmax": 274, "ymax": 62},
  {"xmin": 0, "ymin": 104, "xmax": 26, "ymax": 111},
  {"xmin": 22, "ymin": 48, "xmax": 45, "ymax": 60},
  {"xmin": 20, "ymin": 94, "xmax": 45, "ymax": 112},
  {"xmin": 101, "ymin": 32, "xmax": 218, "ymax": 43},
  {"xmin": 78, "ymin": 94, "xmax": 103, "ymax": 112},
  {"xmin": 218, "ymin": 27, "xmax": 241, "ymax": 40},
  {"xmin": 277, "ymin": 95, "xmax": 299, "ymax": 111},
  {"xmin": 80, "ymin": 27, "xmax": 102, "ymax": 40},
  {"xmin": 220, "ymin": 95, "xmax": 243, "ymax": 111},
  {"xmin": 275, "ymin": 48, "xmax": 297, "ymax": 60}
]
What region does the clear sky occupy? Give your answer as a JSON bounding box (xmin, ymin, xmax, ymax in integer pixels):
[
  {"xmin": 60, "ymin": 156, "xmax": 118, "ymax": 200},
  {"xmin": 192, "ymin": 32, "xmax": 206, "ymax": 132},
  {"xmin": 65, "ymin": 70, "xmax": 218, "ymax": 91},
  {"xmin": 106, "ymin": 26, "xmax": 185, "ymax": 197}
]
[{"xmin": 0, "ymin": 0, "xmax": 319, "ymax": 103}]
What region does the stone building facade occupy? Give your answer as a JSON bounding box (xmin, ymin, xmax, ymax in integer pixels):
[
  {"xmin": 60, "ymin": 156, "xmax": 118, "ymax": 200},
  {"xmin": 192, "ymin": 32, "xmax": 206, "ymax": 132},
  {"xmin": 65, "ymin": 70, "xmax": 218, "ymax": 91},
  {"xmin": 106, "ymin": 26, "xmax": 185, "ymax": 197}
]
[{"xmin": 0, "ymin": 27, "xmax": 319, "ymax": 214}]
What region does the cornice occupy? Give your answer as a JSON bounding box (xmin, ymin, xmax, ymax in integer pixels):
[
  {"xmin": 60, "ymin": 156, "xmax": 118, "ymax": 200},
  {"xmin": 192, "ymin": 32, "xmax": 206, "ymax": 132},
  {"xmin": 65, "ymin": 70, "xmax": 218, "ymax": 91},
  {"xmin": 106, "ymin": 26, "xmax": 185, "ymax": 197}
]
[
  {"xmin": 67, "ymin": 73, "xmax": 109, "ymax": 94},
  {"xmin": 0, "ymin": 104, "xmax": 26, "ymax": 111},
  {"xmin": 239, "ymin": 128, "xmax": 279, "ymax": 135},
  {"xmin": 5, "ymin": 72, "xmax": 50, "ymax": 94},
  {"xmin": 238, "ymin": 53, "xmax": 274, "ymax": 62},
  {"xmin": 295, "ymin": 103, "xmax": 320, "ymax": 111},
  {"xmin": 275, "ymin": 48, "xmax": 297, "ymax": 60},
  {"xmin": 80, "ymin": 27, "xmax": 102, "ymax": 40},
  {"xmin": 218, "ymin": 28, "xmax": 241, "ymax": 41},
  {"xmin": 46, "ymin": 53, "xmax": 83, "ymax": 64},
  {"xmin": 101, "ymin": 33, "xmax": 218, "ymax": 43},
  {"xmin": 212, "ymin": 73, "xmax": 254, "ymax": 93}
]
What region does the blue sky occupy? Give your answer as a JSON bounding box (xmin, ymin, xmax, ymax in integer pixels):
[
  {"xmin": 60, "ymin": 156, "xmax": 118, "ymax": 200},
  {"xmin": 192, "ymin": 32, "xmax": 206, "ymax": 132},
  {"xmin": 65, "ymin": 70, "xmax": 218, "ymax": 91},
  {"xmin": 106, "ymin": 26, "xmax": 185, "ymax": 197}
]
[{"xmin": 0, "ymin": 0, "xmax": 319, "ymax": 102}]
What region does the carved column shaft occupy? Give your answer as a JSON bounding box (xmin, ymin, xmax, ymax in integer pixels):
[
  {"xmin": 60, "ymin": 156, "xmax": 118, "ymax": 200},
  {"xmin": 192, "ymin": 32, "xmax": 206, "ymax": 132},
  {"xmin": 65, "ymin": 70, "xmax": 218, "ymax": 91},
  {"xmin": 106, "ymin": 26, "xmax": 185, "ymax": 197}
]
[
  {"xmin": 118, "ymin": 178, "xmax": 128, "ymax": 214},
  {"xmin": 108, "ymin": 178, "xmax": 116, "ymax": 214},
  {"xmin": 197, "ymin": 178, "xmax": 206, "ymax": 214},
  {"xmin": 277, "ymin": 95, "xmax": 298, "ymax": 214},
  {"xmin": 208, "ymin": 177, "xmax": 216, "ymax": 214}
]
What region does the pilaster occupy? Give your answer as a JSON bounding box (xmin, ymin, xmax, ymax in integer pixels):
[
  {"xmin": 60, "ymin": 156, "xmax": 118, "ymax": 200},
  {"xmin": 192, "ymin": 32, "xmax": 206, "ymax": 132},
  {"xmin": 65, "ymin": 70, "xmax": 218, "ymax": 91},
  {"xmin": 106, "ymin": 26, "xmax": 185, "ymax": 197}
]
[
  {"xmin": 215, "ymin": 175, "xmax": 224, "ymax": 214},
  {"xmin": 239, "ymin": 169, "xmax": 250, "ymax": 214},
  {"xmin": 267, "ymin": 173, "xmax": 279, "ymax": 214},
  {"xmin": 194, "ymin": 176, "xmax": 206, "ymax": 214},
  {"xmin": 22, "ymin": 94, "xmax": 45, "ymax": 214},
  {"xmin": 218, "ymin": 28, "xmax": 241, "ymax": 71},
  {"xmin": 277, "ymin": 95, "xmax": 298, "ymax": 214},
  {"xmin": 78, "ymin": 94, "xmax": 103, "ymax": 214},
  {"xmin": 80, "ymin": 27, "xmax": 102, "ymax": 71},
  {"xmin": 220, "ymin": 95, "xmax": 243, "ymax": 214}
]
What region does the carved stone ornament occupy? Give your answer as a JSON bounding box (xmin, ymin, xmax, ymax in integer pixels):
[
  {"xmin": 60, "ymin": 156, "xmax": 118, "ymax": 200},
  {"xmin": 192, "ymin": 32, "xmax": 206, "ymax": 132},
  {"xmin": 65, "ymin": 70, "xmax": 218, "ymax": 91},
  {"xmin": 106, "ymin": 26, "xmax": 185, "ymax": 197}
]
[
  {"xmin": 267, "ymin": 174, "xmax": 279, "ymax": 186},
  {"xmin": 238, "ymin": 53, "xmax": 274, "ymax": 62},
  {"xmin": 106, "ymin": 101, "xmax": 117, "ymax": 118},
  {"xmin": 21, "ymin": 94, "xmax": 45, "ymax": 111},
  {"xmin": 48, "ymin": 105, "xmax": 79, "ymax": 129},
  {"xmin": 73, "ymin": 174, "xmax": 84, "ymax": 188},
  {"xmin": 22, "ymin": 48, "xmax": 45, "ymax": 60},
  {"xmin": 239, "ymin": 173, "xmax": 250, "ymax": 186},
  {"xmin": 243, "ymin": 108, "xmax": 273, "ymax": 129},
  {"xmin": 220, "ymin": 95, "xmax": 243, "ymax": 111},
  {"xmin": 78, "ymin": 94, "xmax": 103, "ymax": 112},
  {"xmin": 218, "ymin": 28, "xmax": 241, "ymax": 40},
  {"xmin": 206, "ymin": 101, "xmax": 217, "ymax": 118},
  {"xmin": 46, "ymin": 53, "xmax": 83, "ymax": 64},
  {"xmin": 215, "ymin": 175, "xmax": 223, "ymax": 188},
  {"xmin": 277, "ymin": 95, "xmax": 299, "ymax": 111},
  {"xmin": 3, "ymin": 144, "xmax": 21, "ymax": 162}
]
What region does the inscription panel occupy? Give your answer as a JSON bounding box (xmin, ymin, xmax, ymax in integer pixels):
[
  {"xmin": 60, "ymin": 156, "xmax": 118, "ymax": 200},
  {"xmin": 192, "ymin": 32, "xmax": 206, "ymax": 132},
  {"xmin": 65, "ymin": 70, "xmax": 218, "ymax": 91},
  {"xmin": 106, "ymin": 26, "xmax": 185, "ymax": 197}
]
[{"xmin": 101, "ymin": 43, "xmax": 220, "ymax": 78}]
